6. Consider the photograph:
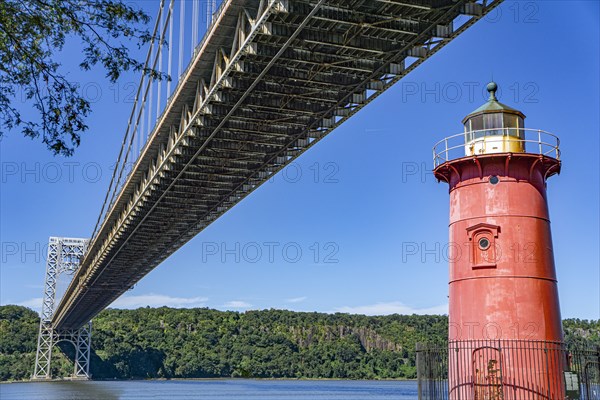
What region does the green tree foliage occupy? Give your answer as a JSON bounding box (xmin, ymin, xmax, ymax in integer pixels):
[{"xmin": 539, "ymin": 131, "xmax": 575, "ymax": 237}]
[
  {"xmin": 0, "ymin": 305, "xmax": 38, "ymax": 380},
  {"xmin": 0, "ymin": 305, "xmax": 598, "ymax": 381},
  {"xmin": 0, "ymin": 0, "xmax": 166, "ymax": 155},
  {"xmin": 0, "ymin": 305, "xmax": 74, "ymax": 379},
  {"xmin": 563, "ymin": 318, "xmax": 600, "ymax": 349}
]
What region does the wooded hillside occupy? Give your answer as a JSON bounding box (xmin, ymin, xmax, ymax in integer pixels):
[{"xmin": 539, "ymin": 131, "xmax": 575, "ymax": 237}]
[{"xmin": 0, "ymin": 305, "xmax": 597, "ymax": 381}]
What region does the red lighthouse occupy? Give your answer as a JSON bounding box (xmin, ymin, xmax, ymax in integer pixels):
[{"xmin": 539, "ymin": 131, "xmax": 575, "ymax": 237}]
[{"xmin": 433, "ymin": 82, "xmax": 564, "ymax": 399}]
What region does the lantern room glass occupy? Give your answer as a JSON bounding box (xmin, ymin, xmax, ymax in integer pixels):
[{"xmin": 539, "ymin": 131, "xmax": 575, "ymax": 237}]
[{"xmin": 464, "ymin": 112, "xmax": 525, "ymax": 142}]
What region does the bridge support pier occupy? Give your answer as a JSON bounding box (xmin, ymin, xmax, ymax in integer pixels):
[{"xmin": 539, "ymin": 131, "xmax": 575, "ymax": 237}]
[
  {"xmin": 32, "ymin": 237, "xmax": 91, "ymax": 380},
  {"xmin": 33, "ymin": 322, "xmax": 92, "ymax": 380}
]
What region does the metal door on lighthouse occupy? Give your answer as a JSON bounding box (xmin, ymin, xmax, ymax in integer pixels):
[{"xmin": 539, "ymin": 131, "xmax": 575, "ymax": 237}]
[{"xmin": 473, "ymin": 347, "xmax": 504, "ymax": 400}]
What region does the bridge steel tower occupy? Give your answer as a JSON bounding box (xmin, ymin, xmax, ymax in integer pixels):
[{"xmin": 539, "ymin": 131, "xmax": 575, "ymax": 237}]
[
  {"xmin": 32, "ymin": 237, "xmax": 91, "ymax": 380},
  {"xmin": 433, "ymin": 83, "xmax": 564, "ymax": 399}
]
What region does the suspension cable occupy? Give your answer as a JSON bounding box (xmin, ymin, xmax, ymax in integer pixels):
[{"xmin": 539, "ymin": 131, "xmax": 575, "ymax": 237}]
[{"xmin": 90, "ymin": 0, "xmax": 171, "ymax": 243}]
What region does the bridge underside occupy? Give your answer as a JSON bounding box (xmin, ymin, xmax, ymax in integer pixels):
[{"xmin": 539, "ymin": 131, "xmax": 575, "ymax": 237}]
[{"xmin": 53, "ymin": 0, "xmax": 502, "ymax": 330}]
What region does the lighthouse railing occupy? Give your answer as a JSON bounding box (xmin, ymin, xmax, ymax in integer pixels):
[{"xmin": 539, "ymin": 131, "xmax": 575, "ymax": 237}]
[{"xmin": 432, "ymin": 128, "xmax": 560, "ymax": 168}]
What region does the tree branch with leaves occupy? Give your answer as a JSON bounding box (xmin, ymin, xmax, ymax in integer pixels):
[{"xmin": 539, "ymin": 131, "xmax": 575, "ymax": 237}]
[{"xmin": 0, "ymin": 0, "xmax": 167, "ymax": 156}]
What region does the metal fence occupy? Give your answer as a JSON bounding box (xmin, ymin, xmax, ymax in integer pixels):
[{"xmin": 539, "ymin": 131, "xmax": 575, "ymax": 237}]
[
  {"xmin": 569, "ymin": 346, "xmax": 600, "ymax": 400},
  {"xmin": 417, "ymin": 340, "xmax": 600, "ymax": 400},
  {"xmin": 417, "ymin": 342, "xmax": 450, "ymax": 400}
]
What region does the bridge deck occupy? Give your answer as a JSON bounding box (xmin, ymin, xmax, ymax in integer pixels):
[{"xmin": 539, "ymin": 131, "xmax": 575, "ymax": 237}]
[{"xmin": 52, "ymin": 0, "xmax": 502, "ymax": 329}]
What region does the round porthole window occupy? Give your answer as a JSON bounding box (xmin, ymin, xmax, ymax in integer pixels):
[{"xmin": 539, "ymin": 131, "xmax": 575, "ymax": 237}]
[
  {"xmin": 489, "ymin": 175, "xmax": 499, "ymax": 185},
  {"xmin": 478, "ymin": 237, "xmax": 491, "ymax": 250}
]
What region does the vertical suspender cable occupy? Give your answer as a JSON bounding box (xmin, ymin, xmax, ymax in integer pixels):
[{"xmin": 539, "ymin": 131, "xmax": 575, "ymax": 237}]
[
  {"xmin": 147, "ymin": 40, "xmax": 154, "ymax": 144},
  {"xmin": 191, "ymin": 0, "xmax": 197, "ymax": 53},
  {"xmin": 212, "ymin": 0, "xmax": 217, "ymax": 24},
  {"xmin": 156, "ymin": 2, "xmax": 165, "ymax": 123},
  {"xmin": 137, "ymin": 106, "xmax": 142, "ymax": 159},
  {"xmin": 196, "ymin": 0, "xmax": 201, "ymax": 49},
  {"xmin": 191, "ymin": 0, "xmax": 195, "ymax": 53},
  {"xmin": 206, "ymin": 0, "xmax": 210, "ymax": 27},
  {"xmin": 139, "ymin": 91, "xmax": 145, "ymax": 160},
  {"xmin": 144, "ymin": 39, "xmax": 154, "ymax": 142},
  {"xmin": 108, "ymin": 0, "xmax": 168, "ymax": 213},
  {"xmin": 178, "ymin": 0, "xmax": 184, "ymax": 78},
  {"xmin": 167, "ymin": 0, "xmax": 174, "ymax": 98},
  {"xmin": 89, "ymin": 0, "xmax": 165, "ymax": 241}
]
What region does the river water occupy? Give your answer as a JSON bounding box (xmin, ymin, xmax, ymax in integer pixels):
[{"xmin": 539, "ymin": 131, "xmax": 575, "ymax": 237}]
[{"xmin": 0, "ymin": 380, "xmax": 418, "ymax": 400}]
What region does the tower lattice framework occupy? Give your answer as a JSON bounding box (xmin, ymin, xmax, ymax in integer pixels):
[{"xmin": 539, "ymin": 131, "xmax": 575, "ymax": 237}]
[{"xmin": 32, "ymin": 237, "xmax": 91, "ymax": 380}]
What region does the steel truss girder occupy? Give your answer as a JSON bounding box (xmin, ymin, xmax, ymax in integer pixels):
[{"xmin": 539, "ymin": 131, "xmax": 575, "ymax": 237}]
[{"xmin": 33, "ymin": 237, "xmax": 91, "ymax": 380}]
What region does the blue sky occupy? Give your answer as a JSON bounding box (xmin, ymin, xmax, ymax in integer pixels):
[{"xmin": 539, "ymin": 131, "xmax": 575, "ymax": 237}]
[{"xmin": 1, "ymin": 1, "xmax": 598, "ymax": 319}]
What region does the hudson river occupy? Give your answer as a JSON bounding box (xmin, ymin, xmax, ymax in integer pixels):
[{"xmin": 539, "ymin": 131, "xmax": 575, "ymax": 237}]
[{"xmin": 0, "ymin": 380, "xmax": 419, "ymax": 399}]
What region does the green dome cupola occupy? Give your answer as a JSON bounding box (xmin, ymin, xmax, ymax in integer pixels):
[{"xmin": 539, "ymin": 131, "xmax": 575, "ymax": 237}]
[{"xmin": 463, "ymin": 82, "xmax": 526, "ymax": 155}]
